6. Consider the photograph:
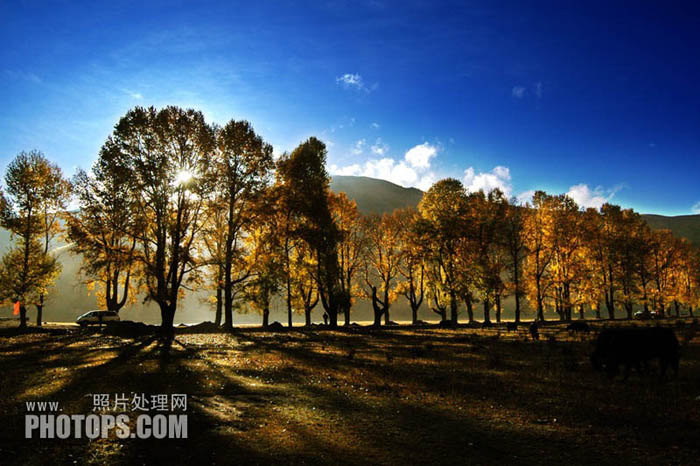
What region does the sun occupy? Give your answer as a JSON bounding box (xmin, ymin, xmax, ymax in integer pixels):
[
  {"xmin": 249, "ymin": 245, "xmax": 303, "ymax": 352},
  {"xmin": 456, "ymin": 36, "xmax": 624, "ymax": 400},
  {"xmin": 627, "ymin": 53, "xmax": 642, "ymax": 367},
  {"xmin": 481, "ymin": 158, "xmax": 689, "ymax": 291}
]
[{"xmin": 174, "ymin": 170, "xmax": 193, "ymax": 186}]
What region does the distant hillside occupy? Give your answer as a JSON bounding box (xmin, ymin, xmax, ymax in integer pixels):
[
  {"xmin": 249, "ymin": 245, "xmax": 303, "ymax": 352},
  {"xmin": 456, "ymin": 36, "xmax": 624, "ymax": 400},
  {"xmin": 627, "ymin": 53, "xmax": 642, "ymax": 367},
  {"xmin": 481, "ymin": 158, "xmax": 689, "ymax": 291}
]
[
  {"xmin": 641, "ymin": 214, "xmax": 700, "ymax": 248},
  {"xmin": 330, "ymin": 176, "xmax": 423, "ymax": 214}
]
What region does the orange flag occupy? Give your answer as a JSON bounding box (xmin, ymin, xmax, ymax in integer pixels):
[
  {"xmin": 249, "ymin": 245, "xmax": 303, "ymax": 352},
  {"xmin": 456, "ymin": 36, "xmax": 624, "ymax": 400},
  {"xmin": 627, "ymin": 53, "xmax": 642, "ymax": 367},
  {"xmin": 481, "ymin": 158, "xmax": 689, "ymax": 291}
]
[{"xmin": 13, "ymin": 301, "xmax": 20, "ymax": 316}]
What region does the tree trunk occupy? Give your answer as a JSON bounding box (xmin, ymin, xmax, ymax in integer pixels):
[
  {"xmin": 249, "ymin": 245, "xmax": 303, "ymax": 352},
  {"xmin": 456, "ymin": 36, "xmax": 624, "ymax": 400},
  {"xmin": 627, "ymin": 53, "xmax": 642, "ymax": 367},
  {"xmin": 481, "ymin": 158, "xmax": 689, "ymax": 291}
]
[
  {"xmin": 287, "ymin": 287, "xmax": 293, "ymax": 328},
  {"xmin": 344, "ymin": 303, "xmax": 351, "ymax": 326},
  {"xmin": 514, "ymin": 291, "xmax": 521, "ymax": 323},
  {"xmin": 483, "ymin": 298, "xmax": 491, "ymax": 324},
  {"xmin": 465, "ymin": 295, "xmax": 474, "ymax": 323},
  {"xmin": 36, "ymin": 299, "xmax": 43, "ymax": 327},
  {"xmin": 19, "ymin": 305, "xmax": 27, "ymax": 328},
  {"xmin": 160, "ymin": 303, "xmax": 175, "ymax": 339},
  {"xmin": 449, "ymin": 290, "xmax": 458, "ymax": 324},
  {"xmin": 495, "ymin": 294, "xmax": 502, "ymax": 323},
  {"xmin": 262, "ymin": 308, "xmax": 269, "ymax": 327},
  {"xmin": 411, "ymin": 304, "xmax": 418, "ymax": 325},
  {"xmin": 214, "ymin": 286, "xmax": 222, "ymax": 326},
  {"xmin": 578, "ymin": 304, "xmax": 584, "ymax": 320}
]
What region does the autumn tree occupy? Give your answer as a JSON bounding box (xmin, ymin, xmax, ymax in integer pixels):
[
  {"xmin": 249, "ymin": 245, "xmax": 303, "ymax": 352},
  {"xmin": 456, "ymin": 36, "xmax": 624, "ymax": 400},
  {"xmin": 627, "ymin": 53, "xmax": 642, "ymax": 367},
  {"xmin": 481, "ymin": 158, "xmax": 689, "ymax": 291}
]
[
  {"xmin": 469, "ymin": 189, "xmax": 509, "ymax": 323},
  {"xmin": 503, "ymin": 199, "xmax": 527, "ymax": 322},
  {"xmin": 523, "ymin": 191, "xmax": 555, "ymax": 321},
  {"xmin": 278, "ymin": 138, "xmax": 343, "ymax": 327},
  {"xmin": 362, "ymin": 211, "xmax": 403, "ymax": 326},
  {"xmin": 243, "ymin": 205, "xmax": 284, "ymax": 327},
  {"xmin": 419, "ymin": 179, "xmax": 469, "ymax": 325},
  {"xmin": 68, "ymin": 151, "xmax": 137, "ymax": 315},
  {"xmin": 290, "ymin": 238, "xmax": 320, "ymax": 326},
  {"xmin": 548, "ymin": 194, "xmax": 584, "ymax": 322},
  {"xmin": 105, "ymin": 106, "xmax": 215, "ymax": 335},
  {"xmin": 329, "ymin": 192, "xmax": 366, "ymax": 326},
  {"xmin": 395, "ymin": 208, "xmax": 426, "ymax": 324},
  {"xmin": 0, "ymin": 151, "xmax": 65, "ymax": 327},
  {"xmin": 207, "ymin": 120, "xmax": 274, "ymax": 330}
]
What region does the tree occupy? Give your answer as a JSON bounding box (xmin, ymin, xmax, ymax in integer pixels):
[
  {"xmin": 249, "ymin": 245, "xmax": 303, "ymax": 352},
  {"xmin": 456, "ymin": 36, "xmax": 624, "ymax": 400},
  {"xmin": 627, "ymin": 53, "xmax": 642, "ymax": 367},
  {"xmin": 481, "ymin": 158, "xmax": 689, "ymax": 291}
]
[
  {"xmin": 68, "ymin": 152, "xmax": 137, "ymax": 315},
  {"xmin": 290, "ymin": 238, "xmax": 320, "ymax": 326},
  {"xmin": 106, "ymin": 106, "xmax": 215, "ymax": 336},
  {"xmin": 330, "ymin": 192, "xmax": 366, "ymax": 326},
  {"xmin": 523, "ymin": 191, "xmax": 555, "ymax": 321},
  {"xmin": 395, "ymin": 208, "xmax": 426, "ymax": 324},
  {"xmin": 503, "ymin": 199, "xmax": 527, "ymax": 323},
  {"xmin": 648, "ymin": 229, "xmax": 679, "ymax": 317},
  {"xmin": 0, "ymin": 151, "xmax": 66, "ymax": 327},
  {"xmin": 207, "ymin": 120, "xmax": 274, "ymax": 330},
  {"xmin": 419, "ymin": 179, "xmax": 468, "ymax": 325},
  {"xmin": 362, "ymin": 211, "xmax": 403, "ymax": 326},
  {"xmin": 548, "ymin": 194, "xmax": 583, "ymax": 322},
  {"xmin": 243, "ymin": 206, "xmax": 283, "ymax": 327},
  {"xmin": 278, "ymin": 138, "xmax": 343, "ymax": 327},
  {"xmin": 469, "ymin": 189, "xmax": 508, "ymax": 323}
]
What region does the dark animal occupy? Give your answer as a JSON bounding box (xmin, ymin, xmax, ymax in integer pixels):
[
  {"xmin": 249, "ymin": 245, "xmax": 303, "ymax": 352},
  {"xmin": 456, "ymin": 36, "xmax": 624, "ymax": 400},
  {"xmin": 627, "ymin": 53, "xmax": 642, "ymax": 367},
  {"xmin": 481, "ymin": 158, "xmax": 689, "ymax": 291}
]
[
  {"xmin": 529, "ymin": 322, "xmax": 539, "ymax": 341},
  {"xmin": 506, "ymin": 322, "xmax": 519, "ymax": 332},
  {"xmin": 566, "ymin": 321, "xmax": 590, "ymax": 333},
  {"xmin": 481, "ymin": 321, "xmax": 494, "ymax": 329},
  {"xmin": 590, "ymin": 327, "xmax": 679, "ymax": 379}
]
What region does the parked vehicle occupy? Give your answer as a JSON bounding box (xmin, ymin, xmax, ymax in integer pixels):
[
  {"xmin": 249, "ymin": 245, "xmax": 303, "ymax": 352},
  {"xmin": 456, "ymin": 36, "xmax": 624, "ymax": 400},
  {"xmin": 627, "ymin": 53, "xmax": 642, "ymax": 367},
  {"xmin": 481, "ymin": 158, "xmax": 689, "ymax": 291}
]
[
  {"xmin": 76, "ymin": 310, "xmax": 120, "ymax": 326},
  {"xmin": 634, "ymin": 310, "xmax": 659, "ymax": 320}
]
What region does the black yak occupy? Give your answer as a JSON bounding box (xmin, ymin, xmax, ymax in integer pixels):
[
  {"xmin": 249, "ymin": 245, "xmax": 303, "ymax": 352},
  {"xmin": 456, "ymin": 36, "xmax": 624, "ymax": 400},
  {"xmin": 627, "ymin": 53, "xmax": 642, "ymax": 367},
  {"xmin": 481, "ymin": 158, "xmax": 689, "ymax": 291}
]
[
  {"xmin": 590, "ymin": 327, "xmax": 679, "ymax": 379},
  {"xmin": 506, "ymin": 322, "xmax": 519, "ymax": 332},
  {"xmin": 529, "ymin": 322, "xmax": 539, "ymax": 341},
  {"xmin": 566, "ymin": 321, "xmax": 590, "ymax": 333}
]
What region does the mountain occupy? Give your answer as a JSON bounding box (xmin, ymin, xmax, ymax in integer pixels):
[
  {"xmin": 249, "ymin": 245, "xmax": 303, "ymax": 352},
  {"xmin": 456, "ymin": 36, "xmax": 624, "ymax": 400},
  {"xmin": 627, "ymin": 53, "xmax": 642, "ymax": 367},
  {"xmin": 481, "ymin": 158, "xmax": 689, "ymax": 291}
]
[
  {"xmin": 640, "ymin": 214, "xmax": 700, "ymax": 247},
  {"xmin": 330, "ymin": 176, "xmax": 423, "ymax": 214}
]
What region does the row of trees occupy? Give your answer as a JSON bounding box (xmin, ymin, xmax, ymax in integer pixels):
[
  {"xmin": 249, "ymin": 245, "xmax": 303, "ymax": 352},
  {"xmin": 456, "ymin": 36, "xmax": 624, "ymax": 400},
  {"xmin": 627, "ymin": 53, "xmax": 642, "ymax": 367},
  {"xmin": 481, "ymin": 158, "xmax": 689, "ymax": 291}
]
[{"xmin": 2, "ymin": 106, "xmax": 698, "ymax": 332}]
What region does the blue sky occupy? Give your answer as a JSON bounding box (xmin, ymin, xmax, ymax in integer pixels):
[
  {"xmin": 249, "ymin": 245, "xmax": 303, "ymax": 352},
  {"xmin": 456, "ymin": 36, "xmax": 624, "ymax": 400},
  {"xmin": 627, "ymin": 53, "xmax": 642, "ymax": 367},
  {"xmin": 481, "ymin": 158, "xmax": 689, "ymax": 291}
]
[{"xmin": 1, "ymin": 1, "xmax": 699, "ymax": 215}]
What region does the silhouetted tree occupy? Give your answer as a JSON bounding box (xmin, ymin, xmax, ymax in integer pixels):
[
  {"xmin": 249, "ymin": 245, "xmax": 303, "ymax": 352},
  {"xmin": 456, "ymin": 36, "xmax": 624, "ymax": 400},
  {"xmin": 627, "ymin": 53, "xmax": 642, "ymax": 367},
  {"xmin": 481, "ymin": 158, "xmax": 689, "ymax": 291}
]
[{"xmin": 105, "ymin": 106, "xmax": 215, "ymax": 336}]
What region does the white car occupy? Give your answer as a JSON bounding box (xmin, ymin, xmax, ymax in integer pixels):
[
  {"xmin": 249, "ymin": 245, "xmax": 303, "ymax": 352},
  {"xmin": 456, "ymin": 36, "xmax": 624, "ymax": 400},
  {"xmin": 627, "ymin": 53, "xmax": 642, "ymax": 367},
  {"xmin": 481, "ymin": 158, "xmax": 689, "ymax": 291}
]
[{"xmin": 76, "ymin": 310, "xmax": 120, "ymax": 326}]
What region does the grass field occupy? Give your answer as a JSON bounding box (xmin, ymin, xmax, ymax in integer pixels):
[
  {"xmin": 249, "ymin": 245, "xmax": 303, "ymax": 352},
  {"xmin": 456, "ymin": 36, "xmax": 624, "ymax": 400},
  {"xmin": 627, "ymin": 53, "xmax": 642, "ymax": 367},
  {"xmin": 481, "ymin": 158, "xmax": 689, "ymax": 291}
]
[{"xmin": 1, "ymin": 319, "xmax": 699, "ymax": 466}]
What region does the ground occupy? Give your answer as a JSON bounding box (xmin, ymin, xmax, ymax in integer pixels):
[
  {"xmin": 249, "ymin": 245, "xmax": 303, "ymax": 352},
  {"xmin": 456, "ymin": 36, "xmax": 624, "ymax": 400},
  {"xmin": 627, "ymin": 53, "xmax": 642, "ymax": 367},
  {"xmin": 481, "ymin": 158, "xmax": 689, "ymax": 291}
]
[{"xmin": 0, "ymin": 319, "xmax": 699, "ymax": 466}]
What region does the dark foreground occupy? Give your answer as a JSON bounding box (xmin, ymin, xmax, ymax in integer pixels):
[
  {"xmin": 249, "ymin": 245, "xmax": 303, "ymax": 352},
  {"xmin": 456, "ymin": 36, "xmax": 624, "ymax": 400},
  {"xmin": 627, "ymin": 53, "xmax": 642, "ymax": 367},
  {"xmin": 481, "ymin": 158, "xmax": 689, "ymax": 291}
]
[{"xmin": 0, "ymin": 320, "xmax": 699, "ymax": 466}]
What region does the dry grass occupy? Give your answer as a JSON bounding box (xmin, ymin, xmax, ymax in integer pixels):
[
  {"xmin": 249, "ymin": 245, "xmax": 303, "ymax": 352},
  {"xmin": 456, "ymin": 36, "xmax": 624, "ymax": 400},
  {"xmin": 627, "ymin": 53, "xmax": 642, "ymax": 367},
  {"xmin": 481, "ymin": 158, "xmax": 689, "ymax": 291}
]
[{"xmin": 0, "ymin": 320, "xmax": 699, "ymax": 466}]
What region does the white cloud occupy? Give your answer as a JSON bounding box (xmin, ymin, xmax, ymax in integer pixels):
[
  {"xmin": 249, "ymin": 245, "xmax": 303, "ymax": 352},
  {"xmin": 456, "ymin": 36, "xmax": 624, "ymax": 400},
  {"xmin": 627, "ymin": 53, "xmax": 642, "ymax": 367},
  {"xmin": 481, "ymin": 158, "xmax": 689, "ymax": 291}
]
[
  {"xmin": 351, "ymin": 139, "xmax": 366, "ymax": 155},
  {"xmin": 463, "ymin": 165, "xmax": 512, "ymax": 198},
  {"xmin": 512, "ymin": 86, "xmax": 526, "ymax": 98},
  {"xmin": 336, "ymin": 73, "xmax": 374, "ymax": 93},
  {"xmin": 565, "ymin": 184, "xmax": 619, "ymax": 209},
  {"xmin": 329, "ymin": 142, "xmax": 440, "ymax": 190},
  {"xmin": 371, "ymin": 122, "xmax": 380, "ymax": 129},
  {"xmin": 516, "ymin": 190, "xmax": 536, "ymax": 205},
  {"xmin": 535, "ymin": 82, "xmax": 543, "ymax": 98},
  {"xmin": 405, "ymin": 142, "xmax": 437, "ymax": 169},
  {"xmin": 692, "ymin": 201, "xmax": 700, "ymax": 214},
  {"xmin": 370, "ymin": 138, "xmax": 389, "ymax": 156}
]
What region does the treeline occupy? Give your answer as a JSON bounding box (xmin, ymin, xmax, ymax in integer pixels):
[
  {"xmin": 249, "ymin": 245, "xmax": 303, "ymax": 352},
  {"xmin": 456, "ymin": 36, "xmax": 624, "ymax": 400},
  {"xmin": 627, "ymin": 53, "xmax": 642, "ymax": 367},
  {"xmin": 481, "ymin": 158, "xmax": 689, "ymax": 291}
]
[{"xmin": 1, "ymin": 106, "xmax": 698, "ymax": 333}]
